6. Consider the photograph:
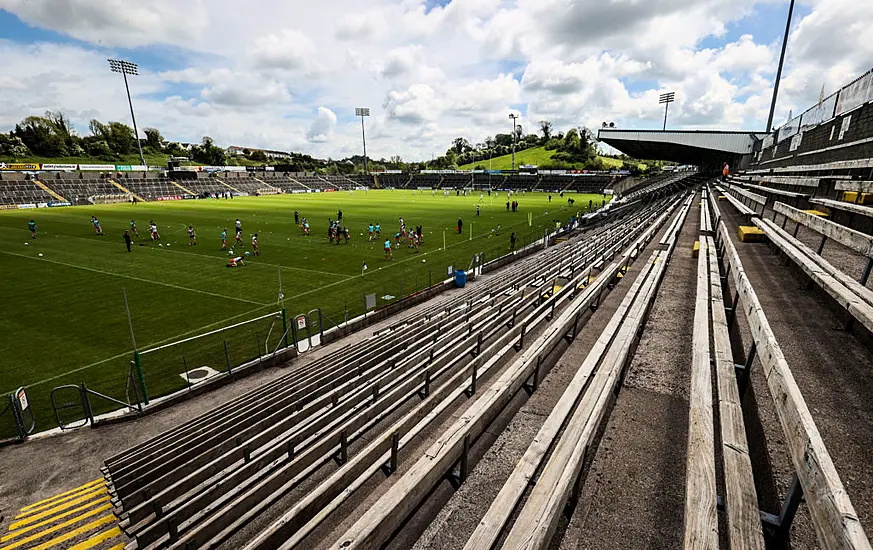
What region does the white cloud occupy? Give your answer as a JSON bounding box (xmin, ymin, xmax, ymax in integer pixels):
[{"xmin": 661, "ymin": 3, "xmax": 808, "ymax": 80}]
[
  {"xmin": 0, "ymin": 0, "xmax": 870, "ymax": 160},
  {"xmin": 201, "ymin": 79, "xmax": 291, "ymax": 108},
  {"xmin": 383, "ymin": 84, "xmax": 443, "ymax": 124},
  {"xmin": 0, "ymin": 0, "xmax": 209, "ymax": 48},
  {"xmin": 307, "ymin": 107, "xmax": 337, "ymax": 142},
  {"xmin": 246, "ymin": 30, "xmax": 319, "ymax": 73}
]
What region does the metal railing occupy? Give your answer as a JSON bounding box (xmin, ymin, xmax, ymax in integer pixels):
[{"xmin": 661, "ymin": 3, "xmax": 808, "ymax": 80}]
[{"xmin": 0, "ymin": 388, "xmax": 35, "ymax": 443}]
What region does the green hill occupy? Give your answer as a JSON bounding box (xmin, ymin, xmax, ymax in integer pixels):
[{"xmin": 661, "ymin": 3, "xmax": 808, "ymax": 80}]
[{"xmin": 458, "ymin": 146, "xmax": 625, "ymax": 171}]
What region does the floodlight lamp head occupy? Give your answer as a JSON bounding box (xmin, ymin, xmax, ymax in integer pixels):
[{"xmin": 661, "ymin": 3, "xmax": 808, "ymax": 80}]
[
  {"xmin": 355, "ymin": 108, "xmax": 370, "ymax": 117},
  {"xmin": 659, "ymin": 92, "xmax": 675, "ymax": 104},
  {"xmin": 108, "ymin": 58, "xmax": 138, "ymax": 75}
]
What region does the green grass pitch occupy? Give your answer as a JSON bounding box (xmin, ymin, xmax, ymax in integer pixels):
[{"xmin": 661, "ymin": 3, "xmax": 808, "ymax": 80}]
[{"xmin": 0, "ymin": 189, "xmax": 609, "ymax": 436}]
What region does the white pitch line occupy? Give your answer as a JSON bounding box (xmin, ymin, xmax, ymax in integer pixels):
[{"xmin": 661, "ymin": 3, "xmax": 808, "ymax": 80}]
[
  {"xmin": 0, "ymin": 304, "xmax": 273, "ymax": 392},
  {"xmin": 5, "ymin": 226, "xmax": 352, "ymax": 280},
  {"xmin": 0, "ymin": 250, "xmax": 269, "ymax": 306}
]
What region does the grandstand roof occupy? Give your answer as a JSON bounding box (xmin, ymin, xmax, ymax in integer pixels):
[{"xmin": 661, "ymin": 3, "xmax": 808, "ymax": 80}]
[{"xmin": 598, "ymin": 129, "xmax": 768, "ymax": 169}]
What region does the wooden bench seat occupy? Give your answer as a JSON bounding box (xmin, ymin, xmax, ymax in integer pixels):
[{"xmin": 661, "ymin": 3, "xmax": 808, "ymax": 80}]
[
  {"xmin": 734, "ymin": 176, "xmax": 820, "ymax": 188},
  {"xmin": 683, "ymin": 236, "xmax": 765, "ymax": 549},
  {"xmin": 810, "ymin": 198, "xmax": 873, "ymax": 219},
  {"xmin": 700, "ymin": 196, "xmax": 713, "ymax": 235},
  {"xmin": 716, "ymin": 185, "xmax": 758, "ymax": 217},
  {"xmin": 752, "ymin": 217, "xmax": 873, "ymax": 333},
  {"xmin": 683, "ymin": 238, "xmax": 718, "ymax": 548},
  {"xmin": 772, "ymin": 201, "xmax": 873, "ymax": 289},
  {"xmin": 835, "ymin": 181, "xmax": 873, "ymax": 194},
  {"xmin": 717, "ymin": 221, "xmax": 872, "ymax": 549},
  {"xmin": 725, "ymin": 183, "xmax": 767, "ymax": 211},
  {"xmin": 742, "ymin": 183, "xmax": 809, "ymax": 199}
]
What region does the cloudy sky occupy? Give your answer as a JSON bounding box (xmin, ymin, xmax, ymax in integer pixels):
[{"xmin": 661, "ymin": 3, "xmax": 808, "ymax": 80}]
[{"xmin": 0, "ymin": 0, "xmax": 871, "ymax": 161}]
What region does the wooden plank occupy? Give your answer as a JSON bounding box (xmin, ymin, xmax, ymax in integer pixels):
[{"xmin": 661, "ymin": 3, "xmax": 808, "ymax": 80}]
[
  {"xmin": 835, "ymin": 181, "xmax": 873, "ymax": 194},
  {"xmin": 718, "ymin": 188, "xmax": 757, "ymax": 217},
  {"xmin": 746, "ymin": 158, "xmax": 873, "ymax": 174},
  {"xmin": 249, "ymin": 291, "xmax": 554, "ymax": 550},
  {"xmin": 332, "ymin": 266, "xmax": 620, "ymax": 549},
  {"xmin": 333, "ymin": 206, "xmax": 679, "ymax": 550},
  {"xmin": 502, "ymin": 251, "xmax": 669, "ymax": 550},
  {"xmin": 759, "ymin": 177, "xmax": 820, "ymax": 188},
  {"xmin": 736, "ymin": 176, "xmax": 821, "ymax": 188},
  {"xmin": 755, "ymin": 218, "xmax": 873, "ymax": 315},
  {"xmin": 773, "ymin": 202, "xmax": 873, "ymax": 258},
  {"xmin": 743, "ymin": 183, "xmax": 808, "ymax": 199},
  {"xmin": 718, "ymin": 221, "xmax": 872, "ymax": 550},
  {"xmin": 141, "ymin": 302, "xmax": 524, "ymax": 546},
  {"xmin": 463, "ymin": 247, "xmax": 663, "ymax": 550},
  {"xmin": 810, "ymin": 198, "xmax": 873, "ymax": 219},
  {"xmin": 726, "ymin": 184, "xmax": 767, "ymax": 206},
  {"xmin": 707, "ymin": 187, "xmax": 723, "ymax": 227},
  {"xmin": 682, "ymin": 240, "xmax": 718, "ymax": 550},
  {"xmin": 700, "ymin": 198, "xmax": 713, "ymax": 235},
  {"xmin": 705, "ymin": 235, "xmax": 765, "ymax": 550}
]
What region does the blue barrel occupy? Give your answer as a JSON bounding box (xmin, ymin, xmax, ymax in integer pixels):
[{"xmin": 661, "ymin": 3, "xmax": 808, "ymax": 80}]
[{"xmin": 455, "ymin": 269, "xmax": 467, "ymax": 288}]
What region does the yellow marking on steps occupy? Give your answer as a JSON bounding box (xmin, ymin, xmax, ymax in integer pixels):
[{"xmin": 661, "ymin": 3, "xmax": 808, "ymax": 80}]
[
  {"xmin": 107, "ymin": 544, "xmax": 126, "ymax": 550},
  {"xmin": 32, "ymin": 180, "xmax": 67, "ymax": 202},
  {"xmin": 0, "ymin": 509, "xmax": 114, "ymax": 550},
  {"xmin": 5, "ymin": 498, "xmax": 112, "ymax": 539},
  {"xmin": 170, "ymin": 181, "xmax": 196, "ymax": 195},
  {"xmin": 68, "ymin": 526, "xmax": 123, "ymax": 550},
  {"xmin": 108, "ymin": 179, "xmax": 145, "ymax": 202},
  {"xmin": 19, "ymin": 480, "xmax": 103, "ymax": 512},
  {"xmin": 289, "ymin": 175, "xmax": 310, "ymax": 190},
  {"xmin": 802, "ymin": 209, "xmax": 829, "ymax": 218},
  {"xmin": 213, "ymin": 176, "xmax": 241, "ymax": 193},
  {"xmin": 251, "ymin": 176, "xmax": 279, "ymax": 191},
  {"xmin": 13, "ymin": 488, "xmax": 107, "ymax": 523}
]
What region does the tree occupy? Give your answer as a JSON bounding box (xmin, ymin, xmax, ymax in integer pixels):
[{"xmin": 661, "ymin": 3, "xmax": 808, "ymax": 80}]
[
  {"xmin": 45, "ymin": 110, "xmax": 74, "ymax": 151},
  {"xmin": 143, "ymin": 128, "xmax": 164, "ymax": 151},
  {"xmin": 0, "ymin": 134, "xmax": 31, "ymax": 158},
  {"xmin": 84, "ymin": 139, "xmax": 113, "ymax": 159},
  {"xmin": 387, "ymin": 155, "xmax": 405, "ymax": 170},
  {"xmin": 514, "ymin": 125, "xmax": 523, "ymax": 142},
  {"xmin": 191, "ymin": 136, "xmax": 226, "ymax": 166},
  {"xmin": 452, "ymin": 137, "xmax": 471, "ymax": 155},
  {"xmin": 89, "ymin": 119, "xmax": 108, "ymax": 139},
  {"xmin": 248, "ymin": 149, "xmax": 268, "ymax": 162},
  {"xmin": 494, "ymin": 133, "xmax": 513, "ymax": 147},
  {"xmin": 523, "ymin": 134, "xmax": 540, "ymax": 148},
  {"xmin": 539, "ymin": 120, "xmax": 553, "ymax": 142},
  {"xmin": 562, "ymin": 128, "xmax": 581, "ymax": 153},
  {"xmin": 106, "ymin": 122, "xmax": 136, "ymax": 155},
  {"xmin": 13, "ymin": 116, "xmax": 67, "ymax": 156},
  {"xmin": 166, "ymin": 142, "xmax": 187, "ymax": 158}
]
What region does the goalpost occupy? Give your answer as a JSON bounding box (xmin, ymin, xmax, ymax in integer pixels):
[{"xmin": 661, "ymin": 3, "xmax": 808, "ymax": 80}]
[{"xmin": 134, "ymin": 309, "xmax": 289, "ymax": 403}]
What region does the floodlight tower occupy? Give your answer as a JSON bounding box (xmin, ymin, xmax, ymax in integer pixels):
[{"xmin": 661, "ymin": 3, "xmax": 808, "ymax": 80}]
[
  {"xmin": 509, "ymin": 113, "xmax": 520, "ymax": 170},
  {"xmin": 766, "ymin": 0, "xmax": 796, "ymax": 133},
  {"xmin": 108, "ymin": 59, "xmax": 147, "ymax": 167},
  {"xmin": 659, "ymin": 92, "xmax": 675, "ymax": 131},
  {"xmin": 356, "ymin": 107, "xmax": 370, "ymax": 174}
]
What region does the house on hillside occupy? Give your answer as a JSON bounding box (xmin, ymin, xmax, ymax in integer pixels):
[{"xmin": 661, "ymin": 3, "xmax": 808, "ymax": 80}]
[{"xmin": 225, "ymin": 146, "xmax": 292, "ymax": 160}]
